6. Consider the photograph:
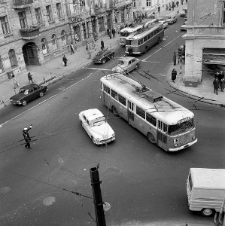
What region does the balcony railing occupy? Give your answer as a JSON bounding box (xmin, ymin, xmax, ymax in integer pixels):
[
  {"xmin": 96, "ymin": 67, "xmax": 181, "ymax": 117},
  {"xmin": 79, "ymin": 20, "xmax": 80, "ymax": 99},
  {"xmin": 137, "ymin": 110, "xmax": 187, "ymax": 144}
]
[
  {"xmin": 13, "ymin": 0, "xmax": 33, "ymax": 9},
  {"xmin": 20, "ymin": 26, "xmax": 40, "ymax": 40}
]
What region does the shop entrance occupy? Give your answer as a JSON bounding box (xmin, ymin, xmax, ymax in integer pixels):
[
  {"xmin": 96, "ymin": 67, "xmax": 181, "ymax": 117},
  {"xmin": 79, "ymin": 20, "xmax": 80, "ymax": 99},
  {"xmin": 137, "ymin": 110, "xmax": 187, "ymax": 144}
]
[{"xmin": 22, "ymin": 42, "xmax": 39, "ymax": 65}]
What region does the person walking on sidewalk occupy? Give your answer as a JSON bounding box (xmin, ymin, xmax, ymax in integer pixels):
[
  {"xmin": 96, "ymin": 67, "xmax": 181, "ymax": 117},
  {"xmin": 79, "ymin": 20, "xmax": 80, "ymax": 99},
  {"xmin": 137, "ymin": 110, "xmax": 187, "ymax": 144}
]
[
  {"xmin": 12, "ymin": 73, "xmax": 19, "ymax": 88},
  {"xmin": 173, "ymin": 52, "xmax": 177, "ymax": 66},
  {"xmin": 62, "ymin": 55, "xmax": 68, "ymax": 66},
  {"xmin": 220, "ymin": 77, "xmax": 225, "ymax": 92},
  {"xmin": 23, "ymin": 124, "xmax": 32, "ymax": 149},
  {"xmin": 101, "ymin": 39, "xmax": 104, "ymax": 50},
  {"xmin": 171, "ymin": 68, "xmax": 177, "ymax": 83},
  {"xmin": 28, "ymin": 72, "xmax": 33, "ymax": 83},
  {"xmin": 70, "ymin": 43, "xmax": 75, "ymax": 54},
  {"xmin": 112, "ymin": 28, "xmax": 116, "ymax": 38},
  {"xmin": 213, "ymin": 77, "xmax": 219, "ymax": 95}
]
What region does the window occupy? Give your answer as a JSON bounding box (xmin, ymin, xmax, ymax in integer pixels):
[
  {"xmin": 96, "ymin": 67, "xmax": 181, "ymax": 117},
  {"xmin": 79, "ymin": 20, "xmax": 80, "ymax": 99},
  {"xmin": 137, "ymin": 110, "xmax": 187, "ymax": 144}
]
[
  {"xmin": 35, "ymin": 7, "xmax": 42, "ymax": 24},
  {"xmin": 111, "ymin": 89, "xmax": 118, "ymax": 99},
  {"xmin": 0, "ymin": 55, "xmax": 4, "ymax": 73},
  {"xmin": 133, "ymin": 0, "xmax": 136, "ymax": 7},
  {"xmin": 118, "ymin": 94, "xmax": 126, "ymax": 106},
  {"xmin": 8, "ymin": 49, "xmax": 18, "ymax": 68},
  {"xmin": 223, "ymin": 1, "xmax": 225, "ymax": 24},
  {"xmin": 144, "ymin": 36, "xmax": 148, "ymax": 41},
  {"xmin": 52, "ymin": 34, "xmax": 58, "ymax": 51},
  {"xmin": 136, "ymin": 106, "xmax": 145, "ymax": 119},
  {"xmin": 146, "ymin": 113, "xmax": 156, "ymax": 126},
  {"xmin": 146, "ymin": 0, "xmax": 151, "ymax": 7},
  {"xmin": 103, "ymin": 84, "xmax": 110, "ymax": 94},
  {"xmin": 46, "ymin": 5, "xmax": 53, "ymax": 22},
  {"xmin": 18, "ymin": 11, "xmax": 27, "ymax": 29},
  {"xmin": 41, "ymin": 38, "xmax": 49, "ymax": 54},
  {"xmin": 61, "ymin": 30, "xmax": 67, "ymax": 46},
  {"xmin": 56, "ymin": 3, "xmax": 63, "ymax": 18},
  {"xmin": 0, "ymin": 16, "xmax": 10, "ymax": 35}
]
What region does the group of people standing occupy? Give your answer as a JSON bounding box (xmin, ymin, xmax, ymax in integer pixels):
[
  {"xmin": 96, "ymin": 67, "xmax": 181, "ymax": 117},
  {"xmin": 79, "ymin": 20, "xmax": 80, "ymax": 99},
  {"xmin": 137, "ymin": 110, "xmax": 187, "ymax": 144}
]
[
  {"xmin": 213, "ymin": 71, "xmax": 225, "ymax": 95},
  {"xmin": 106, "ymin": 28, "xmax": 116, "ymax": 39}
]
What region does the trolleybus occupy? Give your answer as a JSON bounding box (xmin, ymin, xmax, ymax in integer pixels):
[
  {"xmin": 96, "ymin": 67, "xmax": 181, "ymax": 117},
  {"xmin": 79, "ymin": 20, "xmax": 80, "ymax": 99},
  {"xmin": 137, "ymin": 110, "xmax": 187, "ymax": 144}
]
[
  {"xmin": 125, "ymin": 22, "xmax": 164, "ymax": 55},
  {"xmin": 100, "ymin": 74, "xmax": 197, "ymax": 152}
]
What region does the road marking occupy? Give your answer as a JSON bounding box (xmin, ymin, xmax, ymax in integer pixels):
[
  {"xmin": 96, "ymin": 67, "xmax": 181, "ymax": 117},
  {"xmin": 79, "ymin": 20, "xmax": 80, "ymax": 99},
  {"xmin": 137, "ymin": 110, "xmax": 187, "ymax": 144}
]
[
  {"xmin": 143, "ymin": 33, "xmax": 184, "ymax": 61},
  {"xmin": 86, "ymin": 67, "xmax": 112, "ymax": 71},
  {"xmin": 0, "ymin": 73, "xmax": 95, "ymax": 128}
]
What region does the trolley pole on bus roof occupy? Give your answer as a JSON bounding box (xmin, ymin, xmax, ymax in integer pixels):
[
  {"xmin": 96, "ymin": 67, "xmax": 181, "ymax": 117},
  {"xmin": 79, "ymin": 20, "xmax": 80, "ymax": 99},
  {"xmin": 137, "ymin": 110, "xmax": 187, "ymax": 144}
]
[{"xmin": 90, "ymin": 167, "xmax": 106, "ymax": 226}]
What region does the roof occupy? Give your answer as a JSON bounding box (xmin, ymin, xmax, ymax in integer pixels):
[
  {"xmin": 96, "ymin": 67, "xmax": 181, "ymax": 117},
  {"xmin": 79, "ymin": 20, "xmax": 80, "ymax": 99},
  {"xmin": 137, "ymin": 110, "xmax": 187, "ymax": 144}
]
[
  {"xmin": 83, "ymin": 109, "xmax": 104, "ymax": 122},
  {"xmin": 120, "ymin": 25, "xmax": 143, "ymax": 33},
  {"xmin": 101, "ymin": 74, "xmax": 193, "ymax": 125},
  {"xmin": 190, "ymin": 168, "xmax": 225, "ymax": 189},
  {"xmin": 20, "ymin": 84, "xmax": 38, "ymax": 89}
]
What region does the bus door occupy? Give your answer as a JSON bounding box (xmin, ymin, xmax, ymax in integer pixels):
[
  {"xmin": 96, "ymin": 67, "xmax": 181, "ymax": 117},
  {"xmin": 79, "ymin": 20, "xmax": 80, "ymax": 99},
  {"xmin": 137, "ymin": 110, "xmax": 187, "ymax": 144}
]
[
  {"xmin": 127, "ymin": 100, "xmax": 135, "ymax": 127},
  {"xmin": 157, "ymin": 120, "xmax": 167, "ymax": 150}
]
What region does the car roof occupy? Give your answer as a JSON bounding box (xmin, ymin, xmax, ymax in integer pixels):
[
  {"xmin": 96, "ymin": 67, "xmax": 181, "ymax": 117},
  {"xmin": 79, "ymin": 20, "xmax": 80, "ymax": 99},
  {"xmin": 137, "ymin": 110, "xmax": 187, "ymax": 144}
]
[
  {"xmin": 83, "ymin": 109, "xmax": 104, "ymax": 121},
  {"xmin": 119, "ymin": 57, "xmax": 136, "ymax": 61},
  {"xmin": 20, "ymin": 84, "xmax": 38, "ymax": 89}
]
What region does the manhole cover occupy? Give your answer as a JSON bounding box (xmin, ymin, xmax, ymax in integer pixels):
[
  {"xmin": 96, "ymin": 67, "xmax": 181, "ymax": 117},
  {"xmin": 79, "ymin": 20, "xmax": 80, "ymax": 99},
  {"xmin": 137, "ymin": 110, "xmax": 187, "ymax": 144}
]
[
  {"xmin": 1, "ymin": 187, "xmax": 11, "ymax": 194},
  {"xmin": 43, "ymin": 196, "xmax": 55, "ymax": 206},
  {"xmin": 103, "ymin": 202, "xmax": 111, "ymax": 212}
]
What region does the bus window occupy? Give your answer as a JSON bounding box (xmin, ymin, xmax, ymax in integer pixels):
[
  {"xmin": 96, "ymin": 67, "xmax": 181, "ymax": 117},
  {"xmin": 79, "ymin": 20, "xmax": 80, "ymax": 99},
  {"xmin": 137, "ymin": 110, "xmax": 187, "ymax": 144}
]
[
  {"xmin": 144, "ymin": 36, "xmax": 148, "ymax": 42},
  {"xmin": 163, "ymin": 123, "xmax": 167, "ymax": 133},
  {"xmin": 111, "ymin": 89, "xmax": 118, "ymax": 100},
  {"xmin": 126, "ymin": 40, "xmax": 131, "ymax": 45},
  {"xmin": 138, "ymin": 39, "xmax": 143, "ymax": 45},
  {"xmin": 158, "ymin": 120, "xmax": 162, "ymax": 130},
  {"xmin": 118, "ymin": 94, "xmax": 126, "ymax": 106},
  {"xmin": 128, "ymin": 101, "xmax": 134, "ymax": 111},
  {"xmin": 146, "ymin": 113, "xmax": 156, "ymax": 126},
  {"xmin": 136, "ymin": 106, "xmax": 145, "ymax": 119},
  {"xmin": 104, "ymin": 84, "xmax": 110, "ymax": 94}
]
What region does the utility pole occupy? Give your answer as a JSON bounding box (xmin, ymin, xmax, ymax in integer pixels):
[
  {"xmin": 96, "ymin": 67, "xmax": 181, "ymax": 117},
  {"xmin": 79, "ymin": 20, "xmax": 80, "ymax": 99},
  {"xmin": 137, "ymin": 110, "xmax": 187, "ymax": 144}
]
[{"xmin": 90, "ymin": 167, "xmax": 106, "ymax": 226}]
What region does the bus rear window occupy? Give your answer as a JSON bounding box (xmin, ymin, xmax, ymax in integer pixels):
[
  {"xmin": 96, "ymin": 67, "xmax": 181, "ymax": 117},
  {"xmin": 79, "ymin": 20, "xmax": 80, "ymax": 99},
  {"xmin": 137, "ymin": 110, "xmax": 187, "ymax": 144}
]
[{"xmin": 168, "ymin": 118, "xmax": 194, "ymax": 135}]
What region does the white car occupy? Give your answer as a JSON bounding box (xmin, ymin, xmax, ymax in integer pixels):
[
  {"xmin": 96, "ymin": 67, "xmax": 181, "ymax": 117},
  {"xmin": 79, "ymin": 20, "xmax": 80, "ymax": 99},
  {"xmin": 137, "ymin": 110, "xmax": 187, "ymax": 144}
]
[
  {"xmin": 79, "ymin": 109, "xmax": 115, "ymax": 145},
  {"xmin": 159, "ymin": 20, "xmax": 168, "ymax": 29},
  {"xmin": 112, "ymin": 57, "xmax": 141, "ymax": 74}
]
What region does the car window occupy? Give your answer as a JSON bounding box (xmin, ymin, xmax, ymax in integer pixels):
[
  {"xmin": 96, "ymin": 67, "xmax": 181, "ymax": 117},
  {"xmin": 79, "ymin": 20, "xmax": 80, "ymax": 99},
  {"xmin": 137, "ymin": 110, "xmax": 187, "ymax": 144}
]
[
  {"xmin": 118, "ymin": 60, "xmax": 125, "ymax": 65},
  {"xmin": 93, "ymin": 116, "xmax": 105, "ymax": 126},
  {"xmin": 34, "ymin": 85, "xmax": 39, "ymax": 90},
  {"xmin": 24, "ymin": 90, "xmax": 29, "ymax": 95},
  {"xmin": 29, "ymin": 89, "xmax": 34, "ymax": 94}
]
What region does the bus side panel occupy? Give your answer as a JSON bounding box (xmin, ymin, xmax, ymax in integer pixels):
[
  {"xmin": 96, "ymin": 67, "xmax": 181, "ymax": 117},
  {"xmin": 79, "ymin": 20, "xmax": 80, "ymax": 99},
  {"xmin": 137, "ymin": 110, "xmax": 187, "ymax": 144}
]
[
  {"xmin": 102, "ymin": 92, "xmax": 111, "ymax": 109},
  {"xmin": 118, "ymin": 103, "xmax": 128, "ymax": 121},
  {"xmin": 134, "ymin": 115, "xmax": 146, "ymax": 135}
]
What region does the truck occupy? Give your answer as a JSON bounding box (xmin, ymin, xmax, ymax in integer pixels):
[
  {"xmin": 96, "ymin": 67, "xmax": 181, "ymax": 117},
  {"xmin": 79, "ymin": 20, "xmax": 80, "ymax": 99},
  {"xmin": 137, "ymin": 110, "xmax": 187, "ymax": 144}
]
[{"xmin": 187, "ymin": 168, "xmax": 225, "ymax": 216}]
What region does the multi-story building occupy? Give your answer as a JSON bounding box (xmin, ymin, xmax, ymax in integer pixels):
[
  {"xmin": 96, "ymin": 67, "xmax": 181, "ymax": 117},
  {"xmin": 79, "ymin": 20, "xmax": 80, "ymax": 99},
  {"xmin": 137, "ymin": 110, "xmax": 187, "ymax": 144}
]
[
  {"xmin": 0, "ymin": 0, "xmax": 132, "ymax": 82},
  {"xmin": 183, "ymin": 0, "xmax": 225, "ymax": 86}
]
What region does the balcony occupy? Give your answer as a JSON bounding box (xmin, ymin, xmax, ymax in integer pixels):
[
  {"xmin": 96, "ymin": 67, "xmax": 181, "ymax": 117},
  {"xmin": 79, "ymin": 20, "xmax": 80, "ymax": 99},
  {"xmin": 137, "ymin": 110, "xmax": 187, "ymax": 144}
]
[
  {"xmin": 20, "ymin": 26, "xmax": 40, "ymax": 40},
  {"xmin": 13, "ymin": 0, "xmax": 33, "ymax": 9}
]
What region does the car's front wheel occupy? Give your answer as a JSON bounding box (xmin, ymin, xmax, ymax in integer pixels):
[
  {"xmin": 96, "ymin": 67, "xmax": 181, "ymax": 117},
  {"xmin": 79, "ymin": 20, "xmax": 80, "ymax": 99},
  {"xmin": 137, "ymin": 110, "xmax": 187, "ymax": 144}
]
[
  {"xmin": 22, "ymin": 100, "xmax": 27, "ymax": 106},
  {"xmin": 39, "ymin": 92, "xmax": 44, "ymax": 97},
  {"xmin": 102, "ymin": 59, "xmax": 106, "ymax": 64}
]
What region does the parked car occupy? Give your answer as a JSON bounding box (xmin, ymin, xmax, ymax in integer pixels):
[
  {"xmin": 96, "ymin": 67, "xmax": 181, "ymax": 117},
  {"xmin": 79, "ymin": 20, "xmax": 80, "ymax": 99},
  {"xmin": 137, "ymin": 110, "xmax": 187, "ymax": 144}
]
[
  {"xmin": 79, "ymin": 109, "xmax": 115, "ymax": 145},
  {"xmin": 112, "ymin": 57, "xmax": 141, "ymax": 74},
  {"xmin": 165, "ymin": 14, "xmax": 178, "ymax": 24},
  {"xmin": 180, "ymin": 8, "xmax": 187, "ymax": 17},
  {"xmin": 158, "ymin": 20, "xmax": 169, "ymax": 29},
  {"xmin": 10, "ymin": 84, "xmax": 48, "ymax": 106},
  {"xmin": 92, "ymin": 48, "xmax": 115, "ymax": 64},
  {"xmin": 180, "ymin": 21, "xmax": 187, "ymax": 31}
]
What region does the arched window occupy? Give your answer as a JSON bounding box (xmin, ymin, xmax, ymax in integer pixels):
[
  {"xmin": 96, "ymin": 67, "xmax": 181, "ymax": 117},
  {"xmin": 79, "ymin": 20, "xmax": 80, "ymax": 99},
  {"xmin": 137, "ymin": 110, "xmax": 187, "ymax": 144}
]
[
  {"xmin": 41, "ymin": 38, "xmax": 49, "ymax": 54},
  {"xmin": 61, "ymin": 30, "xmax": 67, "ymax": 47},
  {"xmin": 52, "ymin": 34, "xmax": 58, "ymax": 51},
  {"xmin": 8, "ymin": 49, "xmax": 18, "ymax": 68}
]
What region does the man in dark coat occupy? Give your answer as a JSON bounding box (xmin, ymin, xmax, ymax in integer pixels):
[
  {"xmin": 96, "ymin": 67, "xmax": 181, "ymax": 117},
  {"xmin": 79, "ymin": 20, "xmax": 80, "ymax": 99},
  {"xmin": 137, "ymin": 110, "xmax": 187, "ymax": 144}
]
[
  {"xmin": 23, "ymin": 124, "xmax": 32, "ymax": 149},
  {"xmin": 171, "ymin": 68, "xmax": 177, "ymax": 82},
  {"xmin": 101, "ymin": 39, "xmax": 104, "ymax": 50},
  {"xmin": 62, "ymin": 55, "xmax": 68, "ymax": 66},
  {"xmin": 213, "ymin": 77, "xmax": 219, "ymax": 95},
  {"xmin": 173, "ymin": 52, "xmax": 177, "ymax": 65},
  {"xmin": 112, "ymin": 28, "xmax": 116, "ymax": 38}
]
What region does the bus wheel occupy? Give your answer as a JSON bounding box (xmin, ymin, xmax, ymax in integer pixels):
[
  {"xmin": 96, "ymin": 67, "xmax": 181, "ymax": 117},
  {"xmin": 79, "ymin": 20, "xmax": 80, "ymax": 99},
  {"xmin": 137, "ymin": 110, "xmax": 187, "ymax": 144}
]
[
  {"xmin": 201, "ymin": 209, "xmax": 214, "ymax": 217},
  {"xmin": 147, "ymin": 133, "xmax": 156, "ymax": 143},
  {"xmin": 112, "ymin": 106, "xmax": 118, "ymax": 116},
  {"xmin": 157, "ymin": 37, "xmax": 161, "ymax": 44}
]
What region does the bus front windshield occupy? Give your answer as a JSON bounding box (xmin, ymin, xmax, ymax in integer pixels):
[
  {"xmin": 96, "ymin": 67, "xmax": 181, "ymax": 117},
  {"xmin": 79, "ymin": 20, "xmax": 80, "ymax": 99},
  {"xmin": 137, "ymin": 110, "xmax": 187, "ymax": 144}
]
[
  {"xmin": 168, "ymin": 118, "xmax": 194, "ymax": 135},
  {"xmin": 120, "ymin": 31, "xmax": 130, "ymax": 37}
]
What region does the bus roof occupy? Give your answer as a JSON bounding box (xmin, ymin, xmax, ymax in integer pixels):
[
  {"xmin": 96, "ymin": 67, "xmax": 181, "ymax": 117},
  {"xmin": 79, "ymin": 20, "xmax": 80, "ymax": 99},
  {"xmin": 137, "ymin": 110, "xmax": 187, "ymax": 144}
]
[
  {"xmin": 120, "ymin": 25, "xmax": 143, "ymax": 33},
  {"xmin": 190, "ymin": 168, "xmax": 225, "ymax": 189},
  {"xmin": 126, "ymin": 23, "xmax": 163, "ymax": 40},
  {"xmin": 101, "ymin": 74, "xmax": 194, "ymax": 125}
]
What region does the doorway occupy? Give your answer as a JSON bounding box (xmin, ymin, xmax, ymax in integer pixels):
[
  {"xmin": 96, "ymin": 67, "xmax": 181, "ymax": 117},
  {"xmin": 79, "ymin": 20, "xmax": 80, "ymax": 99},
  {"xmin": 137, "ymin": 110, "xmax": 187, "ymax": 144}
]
[{"xmin": 22, "ymin": 42, "xmax": 39, "ymax": 65}]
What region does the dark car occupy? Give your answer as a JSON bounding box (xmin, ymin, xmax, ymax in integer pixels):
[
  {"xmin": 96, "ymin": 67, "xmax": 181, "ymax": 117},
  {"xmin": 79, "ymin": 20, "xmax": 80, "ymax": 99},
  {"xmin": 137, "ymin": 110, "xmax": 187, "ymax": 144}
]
[
  {"xmin": 10, "ymin": 84, "xmax": 48, "ymax": 106},
  {"xmin": 92, "ymin": 48, "xmax": 115, "ymax": 64}
]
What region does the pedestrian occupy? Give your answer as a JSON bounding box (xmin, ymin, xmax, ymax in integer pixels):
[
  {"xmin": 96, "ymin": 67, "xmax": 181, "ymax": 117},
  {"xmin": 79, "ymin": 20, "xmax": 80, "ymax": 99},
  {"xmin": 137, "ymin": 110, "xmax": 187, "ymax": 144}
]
[
  {"xmin": 117, "ymin": 24, "xmax": 120, "ymax": 34},
  {"xmin": 158, "ymin": 6, "xmax": 160, "ymax": 14},
  {"xmin": 62, "ymin": 55, "xmax": 68, "ymax": 66},
  {"xmin": 112, "ymin": 28, "xmax": 116, "ymax": 38},
  {"xmin": 28, "ymin": 72, "xmax": 33, "ymax": 83},
  {"xmin": 74, "ymin": 41, "xmax": 77, "ymax": 50},
  {"xmin": 70, "ymin": 43, "xmax": 75, "ymax": 54},
  {"xmin": 12, "ymin": 73, "xmax": 19, "ymax": 88},
  {"xmin": 173, "ymin": 52, "xmax": 177, "ymax": 65},
  {"xmin": 23, "ymin": 124, "xmax": 32, "ymax": 149},
  {"xmin": 220, "ymin": 77, "xmax": 225, "ymax": 92},
  {"xmin": 171, "ymin": 68, "xmax": 177, "ymax": 82},
  {"xmin": 213, "ymin": 77, "xmax": 219, "ymax": 95},
  {"xmin": 101, "ymin": 39, "xmax": 104, "ymax": 50},
  {"xmin": 128, "ymin": 46, "xmax": 132, "ymax": 55}
]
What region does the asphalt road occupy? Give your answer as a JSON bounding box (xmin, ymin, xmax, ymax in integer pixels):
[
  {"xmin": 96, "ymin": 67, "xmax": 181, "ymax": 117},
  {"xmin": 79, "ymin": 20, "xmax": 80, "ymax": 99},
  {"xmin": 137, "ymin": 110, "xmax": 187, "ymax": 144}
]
[{"xmin": 0, "ymin": 17, "xmax": 224, "ymax": 226}]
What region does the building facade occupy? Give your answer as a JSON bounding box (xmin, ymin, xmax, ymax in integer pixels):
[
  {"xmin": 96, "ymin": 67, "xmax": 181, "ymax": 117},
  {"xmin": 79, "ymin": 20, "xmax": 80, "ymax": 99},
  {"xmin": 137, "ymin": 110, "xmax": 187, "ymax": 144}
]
[
  {"xmin": 183, "ymin": 0, "xmax": 225, "ymax": 85},
  {"xmin": 0, "ymin": 0, "xmax": 132, "ymax": 82}
]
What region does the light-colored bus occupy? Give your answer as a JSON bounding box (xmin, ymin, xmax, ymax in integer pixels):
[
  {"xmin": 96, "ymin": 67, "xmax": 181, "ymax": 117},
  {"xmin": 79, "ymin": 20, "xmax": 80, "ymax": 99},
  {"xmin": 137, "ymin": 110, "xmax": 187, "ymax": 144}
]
[
  {"xmin": 100, "ymin": 74, "xmax": 197, "ymax": 152},
  {"xmin": 119, "ymin": 25, "xmax": 143, "ymax": 47},
  {"xmin": 125, "ymin": 22, "xmax": 164, "ymax": 55}
]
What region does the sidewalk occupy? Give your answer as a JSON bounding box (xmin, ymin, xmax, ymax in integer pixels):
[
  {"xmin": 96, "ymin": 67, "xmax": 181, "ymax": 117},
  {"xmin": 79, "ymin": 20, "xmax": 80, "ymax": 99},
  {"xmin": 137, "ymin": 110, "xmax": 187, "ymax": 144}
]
[{"xmin": 0, "ymin": 35, "xmax": 120, "ymax": 109}]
